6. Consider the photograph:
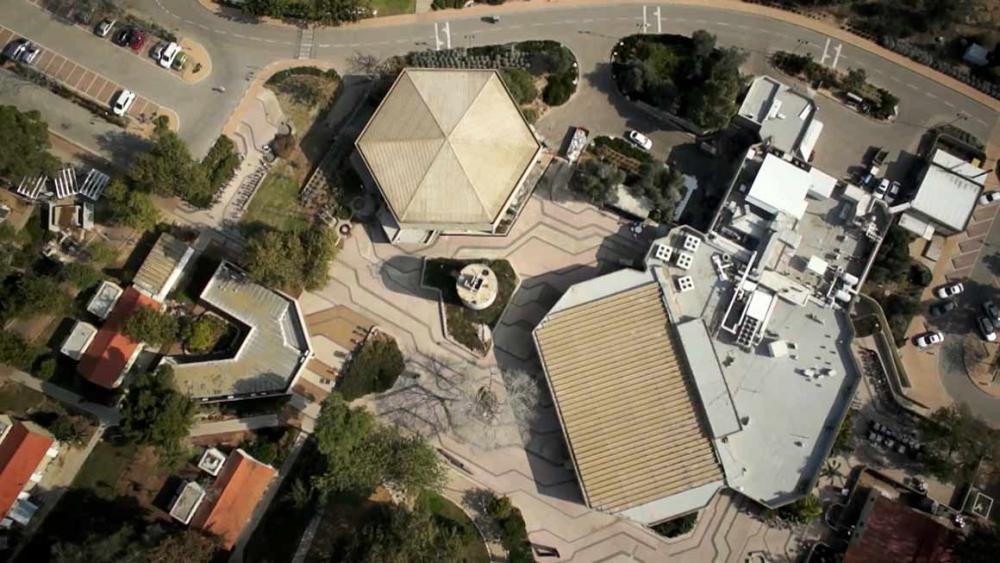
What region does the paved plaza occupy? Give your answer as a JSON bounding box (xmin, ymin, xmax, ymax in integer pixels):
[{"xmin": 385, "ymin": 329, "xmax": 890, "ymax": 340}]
[{"xmin": 300, "ymin": 175, "xmax": 805, "ymax": 560}]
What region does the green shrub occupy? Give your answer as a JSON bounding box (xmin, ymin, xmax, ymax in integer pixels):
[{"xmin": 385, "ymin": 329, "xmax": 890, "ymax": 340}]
[
  {"xmin": 201, "ymin": 136, "xmax": 240, "ymax": 191},
  {"xmin": 34, "ymin": 357, "xmax": 56, "ymax": 381},
  {"xmin": 61, "ymin": 262, "xmax": 101, "ymax": 290},
  {"xmin": 267, "ymin": 66, "xmax": 340, "ymax": 86},
  {"xmin": 652, "ymin": 513, "xmax": 697, "ymax": 538},
  {"xmin": 0, "ymin": 329, "xmax": 38, "ymax": 370},
  {"xmin": 542, "ymin": 73, "xmax": 574, "ymax": 106},
  {"xmin": 337, "ymin": 335, "xmax": 405, "ymax": 401},
  {"xmin": 500, "ymin": 68, "xmax": 538, "ymax": 106},
  {"xmin": 184, "ymin": 315, "xmax": 226, "ymax": 354}
]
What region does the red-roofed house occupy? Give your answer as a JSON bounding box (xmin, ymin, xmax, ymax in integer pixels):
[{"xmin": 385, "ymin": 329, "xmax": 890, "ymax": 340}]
[
  {"xmin": 189, "ymin": 449, "xmax": 276, "ymax": 550},
  {"xmin": 77, "ymin": 286, "xmax": 159, "ymax": 389},
  {"xmin": 844, "ymin": 490, "xmax": 959, "ymax": 563},
  {"xmin": 0, "ymin": 417, "xmax": 58, "ymax": 527}
]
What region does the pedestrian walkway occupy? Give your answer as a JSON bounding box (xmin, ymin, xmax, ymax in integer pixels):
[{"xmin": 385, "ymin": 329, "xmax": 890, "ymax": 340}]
[
  {"xmin": 0, "ymin": 366, "xmax": 119, "ymax": 425},
  {"xmin": 189, "ymin": 414, "xmax": 282, "ymax": 437}
]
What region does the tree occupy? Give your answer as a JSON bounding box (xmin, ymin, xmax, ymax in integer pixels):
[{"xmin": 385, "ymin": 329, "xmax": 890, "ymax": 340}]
[
  {"xmin": 129, "ymin": 122, "xmax": 214, "ymax": 208},
  {"xmin": 338, "ymin": 334, "xmax": 405, "ymax": 400},
  {"xmin": 51, "ymin": 526, "xmax": 141, "ymax": 563},
  {"xmin": 571, "ymin": 159, "xmax": 625, "ymax": 205},
  {"xmin": 778, "ymin": 494, "xmax": 823, "ymax": 524},
  {"xmin": 145, "ymin": 530, "xmax": 219, "ymax": 563},
  {"xmin": 119, "ymin": 366, "xmax": 194, "ymax": 459},
  {"xmin": 300, "ymin": 226, "xmax": 337, "ymax": 291},
  {"xmin": 338, "ymin": 504, "xmax": 462, "ymax": 563},
  {"xmin": 500, "ymin": 68, "xmax": 538, "ymax": 106},
  {"xmin": 103, "ymin": 179, "xmax": 160, "ymax": 231},
  {"xmin": 243, "ymin": 229, "xmax": 305, "ymax": 289},
  {"xmin": 919, "ymin": 404, "xmax": 1000, "ymax": 481},
  {"xmin": 201, "ymin": 135, "xmax": 240, "ymax": 191},
  {"xmin": 50, "ymin": 414, "xmax": 90, "ymax": 446},
  {"xmin": 631, "ymin": 164, "xmax": 686, "ymax": 222},
  {"xmin": 183, "ymin": 314, "xmax": 225, "ymax": 353},
  {"xmin": 842, "ymin": 67, "xmax": 867, "ymax": 92},
  {"xmin": 1, "ymin": 274, "xmax": 70, "ymax": 320},
  {"xmin": 0, "ymin": 105, "xmax": 60, "ymax": 180},
  {"xmin": 35, "ymin": 357, "xmax": 57, "ymax": 381},
  {"xmin": 542, "ymin": 73, "xmax": 574, "ymax": 106},
  {"xmin": 682, "ymin": 46, "xmax": 746, "ymax": 130},
  {"xmin": 867, "ymin": 225, "xmax": 913, "ymax": 285},
  {"xmin": 122, "ymin": 305, "xmax": 178, "ymax": 347},
  {"xmin": 312, "ymin": 394, "xmax": 445, "ymax": 499},
  {"xmin": 61, "ymin": 262, "xmax": 101, "ymax": 290},
  {"xmin": 0, "ymin": 329, "xmax": 38, "ymax": 369}
]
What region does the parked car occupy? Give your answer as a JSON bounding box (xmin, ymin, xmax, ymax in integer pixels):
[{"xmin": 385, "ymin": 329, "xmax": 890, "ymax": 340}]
[
  {"xmin": 4, "ymin": 38, "xmax": 28, "ymax": 60},
  {"xmin": 875, "ymin": 178, "xmax": 890, "ymax": 199},
  {"xmin": 20, "ymin": 44, "xmax": 40, "ymax": 65},
  {"xmin": 158, "ymin": 42, "xmax": 181, "ymax": 69},
  {"xmin": 128, "ymin": 30, "xmax": 146, "ymax": 52},
  {"xmin": 980, "ymin": 191, "xmax": 1000, "ymax": 206},
  {"xmin": 977, "ymin": 316, "xmax": 997, "ymax": 342},
  {"xmin": 626, "ymin": 130, "xmax": 653, "ymax": 151},
  {"xmin": 885, "ymin": 180, "xmax": 901, "ymax": 205},
  {"xmin": 170, "ymin": 52, "xmax": 188, "ymax": 71},
  {"xmin": 983, "ymin": 300, "xmax": 1000, "ymax": 323},
  {"xmin": 935, "ymin": 282, "xmax": 964, "ymax": 299},
  {"xmin": 483, "ymin": 15, "xmax": 501, "ymax": 23},
  {"xmin": 94, "ymin": 18, "xmax": 116, "ymax": 37},
  {"xmin": 113, "ymin": 28, "xmax": 131, "ymax": 46},
  {"xmin": 111, "ymin": 89, "xmax": 136, "ymax": 116},
  {"xmin": 914, "ymin": 331, "xmax": 944, "ymax": 348},
  {"xmin": 929, "ymin": 300, "xmax": 958, "ymax": 317},
  {"xmin": 150, "ymin": 41, "xmax": 166, "ymax": 61}
]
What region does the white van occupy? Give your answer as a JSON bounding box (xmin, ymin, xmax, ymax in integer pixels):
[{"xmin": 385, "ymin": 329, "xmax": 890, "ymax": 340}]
[{"xmin": 159, "ymin": 42, "xmax": 181, "ymax": 69}]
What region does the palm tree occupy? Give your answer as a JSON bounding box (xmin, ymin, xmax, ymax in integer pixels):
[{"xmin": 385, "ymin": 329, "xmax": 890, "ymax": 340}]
[{"xmin": 821, "ymin": 459, "xmax": 845, "ymax": 486}]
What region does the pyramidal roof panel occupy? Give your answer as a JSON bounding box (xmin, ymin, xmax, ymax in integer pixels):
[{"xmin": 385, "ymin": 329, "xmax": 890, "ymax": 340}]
[{"xmin": 356, "ymin": 69, "xmax": 540, "ymax": 227}]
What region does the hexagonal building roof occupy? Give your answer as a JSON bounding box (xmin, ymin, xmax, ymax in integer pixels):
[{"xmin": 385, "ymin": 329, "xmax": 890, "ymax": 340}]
[{"xmin": 356, "ymin": 69, "xmax": 541, "ymax": 228}]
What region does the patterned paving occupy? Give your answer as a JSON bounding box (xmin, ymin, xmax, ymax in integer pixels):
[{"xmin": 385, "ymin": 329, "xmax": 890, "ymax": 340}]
[{"xmin": 302, "ymin": 176, "xmax": 803, "ymax": 561}]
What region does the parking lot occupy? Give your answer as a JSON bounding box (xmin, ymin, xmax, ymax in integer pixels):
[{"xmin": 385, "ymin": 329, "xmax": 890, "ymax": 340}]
[{"xmin": 0, "ymin": 25, "xmax": 161, "ymax": 120}]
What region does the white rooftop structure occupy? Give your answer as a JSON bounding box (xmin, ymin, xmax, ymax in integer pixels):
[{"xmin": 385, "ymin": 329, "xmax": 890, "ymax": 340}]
[
  {"xmin": 133, "ymin": 234, "xmax": 194, "ymax": 303},
  {"xmin": 169, "ymin": 481, "xmax": 207, "ymax": 525},
  {"xmin": 198, "ymin": 448, "xmax": 227, "ymax": 476},
  {"xmin": 86, "ymin": 281, "xmax": 124, "ymax": 320},
  {"xmin": 738, "ymin": 76, "xmax": 823, "ymax": 160},
  {"xmin": 16, "ymin": 176, "xmax": 46, "ymax": 200},
  {"xmin": 60, "ymin": 321, "xmax": 98, "ymax": 361},
  {"xmin": 904, "ymin": 148, "xmax": 986, "ymax": 235},
  {"xmin": 165, "ymin": 262, "xmax": 312, "ymax": 401},
  {"xmin": 53, "ymin": 168, "xmax": 77, "ymax": 200},
  {"xmin": 744, "ymin": 154, "xmax": 838, "ymax": 222},
  {"xmin": 355, "ymin": 68, "xmax": 542, "ymax": 233}
]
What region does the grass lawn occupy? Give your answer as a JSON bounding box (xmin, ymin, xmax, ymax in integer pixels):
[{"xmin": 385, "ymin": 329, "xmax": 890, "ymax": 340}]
[
  {"xmin": 423, "ymin": 259, "xmax": 518, "ymax": 353},
  {"xmin": 0, "ymin": 381, "xmax": 47, "ymax": 414},
  {"xmin": 371, "ymin": 0, "xmax": 416, "ymax": 16},
  {"xmin": 72, "ymin": 440, "xmax": 138, "ymax": 498},
  {"xmin": 241, "ymin": 162, "xmax": 310, "ymax": 233},
  {"xmin": 417, "ymin": 492, "xmax": 490, "ymax": 563}
]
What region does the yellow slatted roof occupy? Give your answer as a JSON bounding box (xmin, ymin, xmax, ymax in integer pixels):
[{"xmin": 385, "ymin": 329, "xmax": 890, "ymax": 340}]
[{"xmin": 534, "ymin": 282, "xmax": 722, "ymax": 512}]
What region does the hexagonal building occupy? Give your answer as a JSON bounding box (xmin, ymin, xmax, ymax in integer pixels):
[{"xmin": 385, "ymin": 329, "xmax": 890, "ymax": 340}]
[{"xmin": 355, "ymin": 68, "xmax": 542, "ymax": 242}]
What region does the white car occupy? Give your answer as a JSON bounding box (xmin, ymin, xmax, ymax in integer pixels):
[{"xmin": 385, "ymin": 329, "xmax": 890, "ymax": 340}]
[
  {"xmin": 111, "ymin": 89, "xmax": 136, "ymax": 116},
  {"xmin": 875, "ymin": 178, "xmax": 890, "ymax": 198},
  {"xmin": 914, "ymin": 331, "xmax": 943, "ymax": 348},
  {"xmin": 934, "ymin": 282, "xmax": 964, "ymax": 299},
  {"xmin": 980, "ymin": 191, "xmax": 1000, "ymax": 206},
  {"xmin": 626, "ymin": 130, "xmax": 653, "ymax": 151},
  {"xmin": 158, "ymin": 42, "xmax": 181, "ymax": 69}
]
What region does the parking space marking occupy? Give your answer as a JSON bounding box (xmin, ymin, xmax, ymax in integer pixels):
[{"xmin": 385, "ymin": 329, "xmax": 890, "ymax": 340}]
[{"xmin": 79, "ymin": 72, "xmax": 98, "ymax": 93}]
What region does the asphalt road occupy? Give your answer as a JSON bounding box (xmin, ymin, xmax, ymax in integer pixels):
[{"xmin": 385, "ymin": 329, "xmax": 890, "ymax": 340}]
[{"xmin": 1, "ymin": 0, "xmax": 995, "ymax": 160}]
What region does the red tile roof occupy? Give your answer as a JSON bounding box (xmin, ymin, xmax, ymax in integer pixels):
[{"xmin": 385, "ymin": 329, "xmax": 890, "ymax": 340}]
[
  {"xmin": 845, "ymin": 495, "xmax": 958, "ymax": 563},
  {"xmin": 77, "ymin": 286, "xmax": 159, "ymax": 389},
  {"xmin": 0, "ymin": 422, "xmax": 55, "ymax": 519},
  {"xmin": 192, "ymin": 450, "xmax": 276, "ymax": 549}
]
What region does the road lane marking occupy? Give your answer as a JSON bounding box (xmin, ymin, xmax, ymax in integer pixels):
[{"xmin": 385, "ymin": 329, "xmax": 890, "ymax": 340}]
[
  {"xmin": 925, "ymin": 92, "xmax": 937, "ymax": 99},
  {"xmin": 906, "ymin": 83, "xmax": 918, "ymax": 90},
  {"xmin": 944, "ymin": 101, "xmax": 955, "ymax": 108}
]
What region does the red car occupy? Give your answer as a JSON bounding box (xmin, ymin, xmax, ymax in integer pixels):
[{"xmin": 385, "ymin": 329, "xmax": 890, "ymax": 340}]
[{"xmin": 128, "ymin": 30, "xmax": 146, "ymax": 51}]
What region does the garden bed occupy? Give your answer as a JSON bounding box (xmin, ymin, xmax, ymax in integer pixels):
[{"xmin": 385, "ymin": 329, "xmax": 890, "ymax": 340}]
[
  {"xmin": 241, "ymin": 162, "xmax": 311, "ymax": 234},
  {"xmin": 407, "ymin": 40, "xmax": 578, "ymax": 121},
  {"xmin": 421, "ymin": 259, "xmax": 519, "ymax": 355},
  {"xmin": 416, "ymin": 491, "xmax": 490, "ymax": 563},
  {"xmin": 771, "ymin": 51, "xmax": 900, "ymax": 120}
]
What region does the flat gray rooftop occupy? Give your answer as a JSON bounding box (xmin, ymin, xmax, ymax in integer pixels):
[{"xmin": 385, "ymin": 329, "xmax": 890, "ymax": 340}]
[
  {"xmin": 654, "ymin": 229, "xmax": 859, "ymax": 506},
  {"xmin": 738, "ymin": 76, "xmax": 816, "ymax": 157},
  {"xmin": 168, "ymin": 262, "xmax": 312, "ymax": 400}
]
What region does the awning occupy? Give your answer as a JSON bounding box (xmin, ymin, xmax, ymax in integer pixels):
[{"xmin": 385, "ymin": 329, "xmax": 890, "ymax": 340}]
[{"xmin": 797, "ymin": 119, "xmax": 823, "ymax": 161}]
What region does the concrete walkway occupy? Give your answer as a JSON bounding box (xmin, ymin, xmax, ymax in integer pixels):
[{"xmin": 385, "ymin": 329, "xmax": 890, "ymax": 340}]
[{"xmin": 189, "ymin": 414, "xmax": 282, "ymax": 437}]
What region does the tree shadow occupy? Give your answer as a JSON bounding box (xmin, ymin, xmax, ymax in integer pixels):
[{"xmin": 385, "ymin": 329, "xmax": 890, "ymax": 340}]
[{"xmin": 93, "ymin": 130, "xmax": 152, "ymax": 169}]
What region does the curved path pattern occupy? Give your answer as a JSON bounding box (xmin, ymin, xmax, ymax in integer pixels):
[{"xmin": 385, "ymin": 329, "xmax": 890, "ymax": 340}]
[{"xmin": 299, "ymin": 174, "xmax": 808, "ymax": 560}]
